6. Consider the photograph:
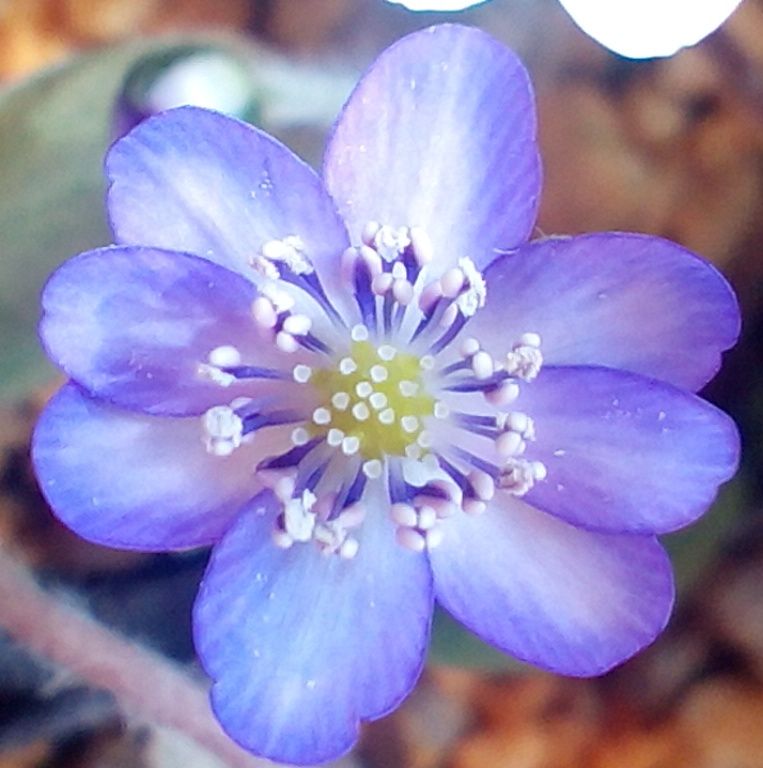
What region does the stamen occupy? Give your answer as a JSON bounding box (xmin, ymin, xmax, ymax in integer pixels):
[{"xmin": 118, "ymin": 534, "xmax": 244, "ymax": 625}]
[
  {"xmin": 378, "ymin": 344, "xmax": 397, "ymax": 361},
  {"xmin": 351, "ymin": 324, "xmax": 370, "ymax": 342},
  {"xmin": 339, "ymin": 357, "xmax": 358, "ymax": 375},
  {"xmin": 326, "ymin": 428, "xmax": 345, "ymax": 447},
  {"xmin": 331, "ymin": 392, "xmax": 351, "ymax": 410},
  {"xmin": 369, "ymin": 392, "xmax": 388, "ymax": 410},
  {"xmin": 312, "ymin": 407, "xmax": 332, "ymax": 425},
  {"xmin": 370, "ymin": 364, "xmax": 389, "ymax": 383},
  {"xmin": 342, "ymin": 435, "xmax": 360, "ymax": 456},
  {"xmin": 352, "ymin": 402, "xmax": 370, "ymax": 421},
  {"xmin": 505, "ymin": 333, "xmax": 543, "ymax": 381},
  {"xmin": 291, "ymin": 427, "xmax": 310, "ymax": 446},
  {"xmin": 497, "ymin": 457, "xmax": 547, "ymax": 496},
  {"xmin": 455, "ymin": 257, "xmax": 487, "ymax": 317},
  {"xmin": 208, "ymin": 345, "xmax": 241, "ymax": 368},
  {"xmin": 292, "ymin": 364, "xmax": 312, "ymax": 384},
  {"xmin": 362, "ymin": 459, "xmax": 383, "ymax": 479},
  {"xmin": 202, "ymin": 405, "xmax": 243, "ymax": 456},
  {"xmin": 260, "ymin": 236, "xmax": 314, "ymax": 276}
]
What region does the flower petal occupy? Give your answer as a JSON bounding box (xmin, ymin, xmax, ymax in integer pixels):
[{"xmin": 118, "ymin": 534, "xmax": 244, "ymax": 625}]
[
  {"xmin": 323, "ymin": 24, "xmax": 540, "ymax": 273},
  {"xmin": 106, "ymin": 106, "xmax": 351, "ymax": 310},
  {"xmin": 194, "ymin": 488, "xmax": 433, "ymax": 765},
  {"xmin": 32, "ymin": 384, "xmax": 282, "ymax": 550},
  {"xmin": 558, "ymin": 0, "xmax": 742, "ymax": 59},
  {"xmin": 430, "ymin": 494, "xmax": 674, "ymax": 676},
  {"xmin": 40, "ymin": 247, "xmax": 298, "ymax": 416},
  {"xmin": 517, "ymin": 366, "xmax": 739, "ymax": 534},
  {"xmin": 473, "ymin": 233, "xmax": 739, "ymax": 390}
]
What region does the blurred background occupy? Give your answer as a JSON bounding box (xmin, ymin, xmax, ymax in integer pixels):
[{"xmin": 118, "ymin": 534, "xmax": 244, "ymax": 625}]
[{"xmin": 0, "ymin": 0, "xmax": 762, "ymax": 766}]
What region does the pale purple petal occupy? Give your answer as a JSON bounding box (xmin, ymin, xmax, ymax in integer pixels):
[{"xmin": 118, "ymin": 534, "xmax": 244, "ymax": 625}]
[
  {"xmin": 31, "ymin": 385, "xmax": 286, "ymax": 550},
  {"xmin": 518, "ymin": 366, "xmax": 739, "ymax": 533},
  {"xmin": 194, "ymin": 488, "xmax": 433, "ymax": 765},
  {"xmin": 106, "ymin": 107, "xmax": 351, "ymax": 310},
  {"xmin": 40, "ymin": 247, "xmax": 293, "ymax": 416},
  {"xmin": 323, "ymin": 25, "xmax": 540, "ymax": 273},
  {"xmin": 430, "ymin": 494, "xmax": 674, "ymax": 675},
  {"xmin": 472, "ymin": 233, "xmax": 739, "ymax": 390}
]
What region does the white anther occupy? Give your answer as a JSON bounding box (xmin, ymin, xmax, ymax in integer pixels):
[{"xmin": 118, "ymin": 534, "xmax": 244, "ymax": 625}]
[
  {"xmin": 420, "ymin": 355, "xmax": 435, "ymax": 370},
  {"xmin": 506, "ymin": 411, "xmax": 534, "ymax": 438},
  {"xmin": 261, "ymin": 282, "xmax": 295, "ymax": 312},
  {"xmin": 419, "ymin": 280, "xmax": 444, "ymax": 313},
  {"xmin": 456, "ymin": 258, "xmax": 487, "ymax": 317},
  {"xmin": 391, "ymin": 261, "xmax": 407, "ymax": 280},
  {"xmin": 378, "ymin": 344, "xmax": 397, "ymax": 361},
  {"xmin": 392, "ymin": 279, "xmax": 414, "ymax": 305},
  {"xmin": 361, "ymin": 221, "xmax": 381, "ymax": 246},
  {"xmin": 250, "ymin": 254, "xmax": 280, "ymax": 280},
  {"xmin": 339, "ymin": 357, "xmax": 358, "ymax": 375},
  {"xmin": 356, "ymin": 381, "xmax": 373, "ymax": 398},
  {"xmin": 274, "ymin": 474, "xmax": 297, "ymax": 503},
  {"xmin": 370, "ymin": 365, "xmax": 389, "ymax": 383},
  {"xmin": 272, "ymin": 529, "xmax": 294, "ymax": 549},
  {"xmin": 462, "ymin": 498, "xmax": 486, "ymax": 516},
  {"xmin": 292, "ymin": 364, "xmax": 312, "ymax": 383},
  {"xmin": 351, "ymin": 324, "xmax": 370, "ymax": 342},
  {"xmin": 327, "ymin": 428, "xmax": 345, "ymax": 447},
  {"xmin": 261, "ymin": 235, "xmax": 313, "ymax": 275},
  {"xmin": 425, "ymin": 526, "xmax": 445, "ymax": 549},
  {"xmin": 372, "ymin": 272, "xmax": 394, "ymax": 296},
  {"xmin": 390, "ymin": 503, "xmax": 418, "ymax": 528},
  {"xmin": 417, "ymin": 506, "xmax": 437, "ymax": 530},
  {"xmin": 439, "ymin": 302, "xmax": 459, "ymax": 329},
  {"xmin": 471, "ymin": 351, "xmax": 494, "ymax": 380},
  {"xmin": 252, "ymin": 296, "xmax": 278, "ymax": 328},
  {"xmin": 417, "ymin": 430, "xmax": 432, "ymax": 449},
  {"xmin": 208, "ymin": 345, "xmax": 241, "ymax": 368},
  {"xmin": 460, "ymin": 337, "xmax": 481, "ymax": 358},
  {"xmin": 352, "ymin": 402, "xmax": 370, "ymax": 421},
  {"xmin": 341, "ymin": 435, "xmax": 360, "ymax": 455},
  {"xmin": 373, "ymin": 225, "xmax": 411, "ymax": 261},
  {"xmin": 336, "ymin": 502, "xmax": 366, "ymax": 529},
  {"xmin": 369, "ymin": 392, "xmax": 388, "ymax": 410},
  {"xmin": 405, "ymin": 444, "xmax": 423, "ymax": 459},
  {"xmin": 197, "ymin": 363, "xmax": 235, "ymax": 387},
  {"xmin": 496, "ymin": 430, "xmax": 525, "ymax": 458},
  {"xmin": 312, "ymin": 407, "xmax": 331, "ymax": 425},
  {"xmin": 396, "ymin": 526, "xmax": 426, "ymax": 553},
  {"xmin": 362, "ymin": 459, "xmax": 383, "ymax": 479},
  {"xmin": 401, "ymin": 415, "xmax": 419, "ymax": 434},
  {"xmin": 283, "ymin": 314, "xmax": 312, "ymax": 336},
  {"xmin": 276, "ymin": 331, "xmax": 299, "ymax": 353},
  {"xmin": 440, "ymin": 267, "xmax": 465, "ymax": 298},
  {"xmin": 505, "ymin": 334, "xmax": 543, "ymax": 381},
  {"xmin": 202, "ymin": 406, "xmax": 243, "ymax": 456},
  {"xmin": 434, "ymin": 401, "xmax": 450, "ymax": 420},
  {"xmin": 468, "ymin": 469, "xmax": 495, "ymax": 501},
  {"xmin": 520, "ymin": 332, "xmax": 542, "ymax": 348},
  {"xmin": 291, "ymin": 426, "xmax": 310, "ymax": 446},
  {"xmin": 331, "ymin": 392, "xmax": 350, "ymax": 410},
  {"xmin": 379, "ymin": 408, "xmax": 396, "ymax": 425},
  {"xmin": 409, "ymin": 226, "xmax": 433, "ymax": 266},
  {"xmin": 498, "ymin": 458, "xmax": 547, "ymax": 496},
  {"xmin": 399, "ymin": 380, "xmax": 419, "ymax": 397},
  {"xmin": 485, "ymin": 380, "xmax": 520, "ymax": 406},
  {"xmin": 339, "ymin": 537, "xmax": 360, "ymax": 559},
  {"xmin": 283, "ymin": 489, "xmax": 317, "ymax": 542}
]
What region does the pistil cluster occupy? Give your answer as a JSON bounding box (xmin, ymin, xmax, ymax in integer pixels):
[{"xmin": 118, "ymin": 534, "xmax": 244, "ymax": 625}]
[{"xmin": 198, "ymin": 222, "xmax": 546, "ymax": 559}]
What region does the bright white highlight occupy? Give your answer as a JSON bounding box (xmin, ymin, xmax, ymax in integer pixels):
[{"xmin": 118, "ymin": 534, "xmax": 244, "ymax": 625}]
[
  {"xmin": 558, "ymin": 0, "xmax": 742, "ymax": 59},
  {"xmin": 386, "ymin": 0, "xmax": 489, "ymax": 10}
]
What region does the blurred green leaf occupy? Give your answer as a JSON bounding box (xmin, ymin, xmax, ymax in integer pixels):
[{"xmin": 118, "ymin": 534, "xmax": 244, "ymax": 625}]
[
  {"xmin": 665, "ymin": 478, "xmax": 745, "ymax": 593},
  {"xmin": 0, "ymin": 40, "xmax": 158, "ymax": 400},
  {"xmin": 428, "ymin": 608, "xmax": 526, "ymax": 672}
]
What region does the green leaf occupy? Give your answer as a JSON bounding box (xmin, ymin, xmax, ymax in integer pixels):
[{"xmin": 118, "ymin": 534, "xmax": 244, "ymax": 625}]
[
  {"xmin": 428, "ymin": 608, "xmax": 526, "ymax": 671},
  {"xmin": 0, "ymin": 41, "xmax": 155, "ymax": 400}
]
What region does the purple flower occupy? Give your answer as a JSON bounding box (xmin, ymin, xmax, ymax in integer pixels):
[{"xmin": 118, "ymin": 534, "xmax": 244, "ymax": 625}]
[{"xmin": 33, "ymin": 24, "xmax": 739, "ymax": 765}]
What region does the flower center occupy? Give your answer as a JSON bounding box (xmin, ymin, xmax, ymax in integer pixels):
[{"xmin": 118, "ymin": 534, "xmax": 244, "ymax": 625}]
[{"xmin": 305, "ymin": 332, "xmax": 434, "ymax": 461}]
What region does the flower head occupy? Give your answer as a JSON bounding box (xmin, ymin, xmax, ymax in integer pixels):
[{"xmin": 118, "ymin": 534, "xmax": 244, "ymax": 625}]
[{"xmin": 33, "ymin": 24, "xmax": 740, "ymax": 765}]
